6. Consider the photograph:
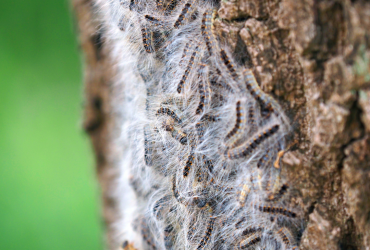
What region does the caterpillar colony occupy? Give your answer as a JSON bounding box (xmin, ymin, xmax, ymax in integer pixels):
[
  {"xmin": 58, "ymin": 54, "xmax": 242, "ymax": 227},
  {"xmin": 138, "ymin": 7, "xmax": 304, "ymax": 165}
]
[{"xmin": 95, "ymin": 0, "xmax": 306, "ymax": 249}]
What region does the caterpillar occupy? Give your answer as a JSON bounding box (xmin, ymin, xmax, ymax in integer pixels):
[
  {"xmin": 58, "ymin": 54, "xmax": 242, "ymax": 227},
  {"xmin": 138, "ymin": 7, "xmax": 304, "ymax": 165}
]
[
  {"xmin": 155, "ymin": 0, "xmax": 164, "ymax": 11},
  {"xmin": 177, "ymin": 45, "xmax": 201, "ymax": 93},
  {"xmin": 211, "ymin": 68, "xmax": 234, "ymax": 93},
  {"xmin": 203, "ymin": 155, "xmax": 214, "ymax": 173},
  {"xmin": 255, "ymin": 205, "xmax": 297, "ymax": 219},
  {"xmin": 140, "ymin": 26, "xmax": 154, "ymax": 53},
  {"xmin": 196, "ymin": 168, "xmax": 204, "ymax": 182},
  {"xmin": 187, "ymin": 216, "xmax": 197, "ymax": 241},
  {"xmin": 164, "ymin": 0, "xmax": 180, "ymax": 16},
  {"xmin": 243, "ymin": 69, "xmax": 284, "ymax": 120},
  {"xmin": 118, "ymin": 16, "xmax": 125, "ymax": 31},
  {"xmin": 196, "ymin": 71, "xmax": 211, "ymax": 114},
  {"xmin": 156, "ymin": 107, "xmax": 182, "ymax": 124},
  {"xmin": 162, "ymin": 120, "xmax": 188, "ymax": 145},
  {"xmin": 242, "ymin": 226, "xmax": 264, "ymax": 237},
  {"xmin": 257, "ymin": 150, "xmax": 273, "ymax": 169},
  {"xmin": 201, "ymin": 114, "xmax": 220, "ymax": 122},
  {"xmin": 129, "ymin": 0, "xmax": 138, "ymax": 11},
  {"xmin": 247, "ymin": 105, "xmax": 257, "ymax": 133},
  {"xmin": 183, "ymin": 151, "xmax": 195, "ymax": 177},
  {"xmin": 144, "ymin": 15, "xmax": 166, "ymax": 28},
  {"xmin": 276, "ymin": 227, "xmax": 297, "ymax": 249},
  {"xmin": 225, "ymin": 100, "xmax": 246, "ymax": 146},
  {"xmin": 220, "ymin": 49, "xmax": 238, "ymax": 80},
  {"xmin": 238, "ymin": 180, "xmax": 251, "ymax": 206},
  {"xmin": 226, "ymin": 124, "xmax": 280, "ymax": 160},
  {"xmin": 196, "ymin": 155, "xmax": 213, "ymax": 182},
  {"xmin": 173, "ymin": 1, "xmax": 194, "ymax": 28},
  {"xmin": 179, "ymin": 41, "xmax": 193, "ymax": 68},
  {"xmin": 164, "ymin": 224, "xmax": 175, "ymax": 249},
  {"xmin": 197, "ymin": 216, "xmax": 216, "ymax": 250},
  {"xmin": 238, "ymin": 233, "xmax": 262, "ymax": 249},
  {"xmin": 201, "ymin": 10, "xmax": 217, "ymax": 56},
  {"xmin": 195, "ymin": 121, "xmax": 206, "ymax": 143}
]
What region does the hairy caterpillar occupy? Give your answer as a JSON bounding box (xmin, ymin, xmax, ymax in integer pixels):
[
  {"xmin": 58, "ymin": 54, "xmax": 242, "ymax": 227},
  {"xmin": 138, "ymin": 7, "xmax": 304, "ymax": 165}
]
[
  {"xmin": 156, "ymin": 107, "xmax": 182, "ymax": 124},
  {"xmin": 145, "ymin": 15, "xmax": 166, "ymax": 28},
  {"xmin": 174, "ymin": 1, "xmax": 194, "ymax": 28},
  {"xmin": 255, "ymin": 205, "xmax": 297, "ymax": 219},
  {"xmin": 226, "ymin": 124, "xmax": 280, "ymax": 160},
  {"xmin": 247, "ymin": 105, "xmax": 257, "ymax": 133},
  {"xmin": 275, "ymin": 227, "xmax": 298, "ymax": 249},
  {"xmin": 238, "ymin": 233, "xmax": 262, "ymax": 249},
  {"xmin": 220, "ymin": 49, "xmax": 238, "ymax": 80},
  {"xmin": 201, "ymin": 10, "xmax": 217, "ymax": 56},
  {"xmin": 224, "ymin": 100, "xmax": 246, "ymax": 146},
  {"xmin": 241, "ymin": 226, "xmax": 264, "ymax": 237},
  {"xmin": 179, "ymin": 41, "xmax": 193, "ymax": 68},
  {"xmin": 238, "ymin": 179, "xmax": 251, "ymax": 206},
  {"xmin": 196, "ymin": 70, "xmax": 211, "ymax": 114},
  {"xmin": 183, "ymin": 151, "xmax": 195, "ymax": 177},
  {"xmin": 141, "ymin": 26, "xmax": 154, "ymax": 53},
  {"xmin": 177, "ymin": 45, "xmax": 201, "ymax": 93},
  {"xmin": 197, "ymin": 216, "xmax": 216, "ymax": 250},
  {"xmin": 162, "ymin": 120, "xmax": 188, "ymax": 145},
  {"xmin": 164, "ymin": 224, "xmax": 175, "ymax": 249}
]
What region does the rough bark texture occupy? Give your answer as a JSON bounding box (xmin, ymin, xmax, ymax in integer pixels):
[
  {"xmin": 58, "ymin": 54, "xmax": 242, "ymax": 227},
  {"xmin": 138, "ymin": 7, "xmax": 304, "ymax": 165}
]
[{"xmin": 72, "ymin": 0, "xmax": 370, "ymax": 249}]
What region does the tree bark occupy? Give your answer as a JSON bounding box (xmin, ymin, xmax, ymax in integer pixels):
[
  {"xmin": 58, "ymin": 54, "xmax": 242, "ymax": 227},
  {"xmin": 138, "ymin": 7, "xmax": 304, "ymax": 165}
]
[
  {"xmin": 72, "ymin": 0, "xmax": 370, "ymax": 249},
  {"xmin": 72, "ymin": 1, "xmax": 121, "ymax": 249}
]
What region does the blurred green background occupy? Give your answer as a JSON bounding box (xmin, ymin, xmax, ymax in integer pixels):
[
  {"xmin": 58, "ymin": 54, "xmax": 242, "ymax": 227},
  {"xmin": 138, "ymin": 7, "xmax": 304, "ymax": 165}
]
[{"xmin": 0, "ymin": 1, "xmax": 103, "ymax": 250}]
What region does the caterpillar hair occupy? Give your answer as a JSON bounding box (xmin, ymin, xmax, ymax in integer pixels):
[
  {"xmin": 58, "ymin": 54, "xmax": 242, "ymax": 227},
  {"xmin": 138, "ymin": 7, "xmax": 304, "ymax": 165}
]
[
  {"xmin": 153, "ymin": 194, "xmax": 171, "ymax": 219},
  {"xmin": 177, "ymin": 45, "xmax": 201, "ymax": 93},
  {"xmin": 196, "ymin": 71, "xmax": 211, "ymax": 114},
  {"xmin": 164, "ymin": 224, "xmax": 175, "ymax": 249},
  {"xmin": 173, "ymin": 1, "xmax": 194, "ymax": 28}
]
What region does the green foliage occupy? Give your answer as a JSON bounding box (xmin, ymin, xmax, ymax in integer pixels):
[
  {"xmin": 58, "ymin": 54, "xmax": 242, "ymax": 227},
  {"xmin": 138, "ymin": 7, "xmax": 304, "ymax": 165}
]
[{"xmin": 0, "ymin": 1, "xmax": 102, "ymax": 249}]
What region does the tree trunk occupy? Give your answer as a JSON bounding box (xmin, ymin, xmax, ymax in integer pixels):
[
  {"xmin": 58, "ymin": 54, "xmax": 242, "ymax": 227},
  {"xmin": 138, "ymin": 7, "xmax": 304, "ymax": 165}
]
[{"xmin": 72, "ymin": 0, "xmax": 370, "ymax": 249}]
